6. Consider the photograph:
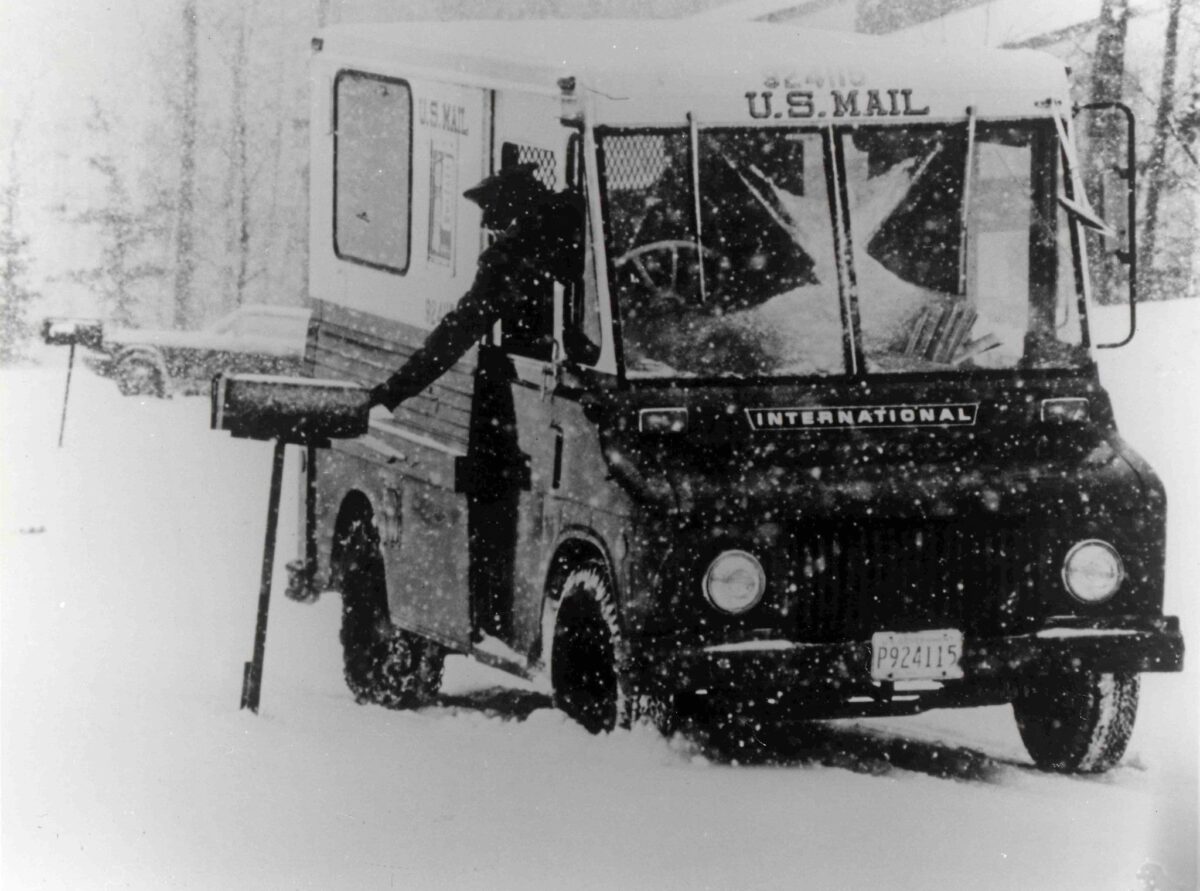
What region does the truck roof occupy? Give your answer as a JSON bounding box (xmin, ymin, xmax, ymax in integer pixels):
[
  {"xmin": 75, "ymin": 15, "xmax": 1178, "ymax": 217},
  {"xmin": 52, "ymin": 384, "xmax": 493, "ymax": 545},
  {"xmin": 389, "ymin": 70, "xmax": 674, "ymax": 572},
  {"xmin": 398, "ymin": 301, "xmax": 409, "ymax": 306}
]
[{"xmin": 317, "ymin": 19, "xmax": 1070, "ymax": 125}]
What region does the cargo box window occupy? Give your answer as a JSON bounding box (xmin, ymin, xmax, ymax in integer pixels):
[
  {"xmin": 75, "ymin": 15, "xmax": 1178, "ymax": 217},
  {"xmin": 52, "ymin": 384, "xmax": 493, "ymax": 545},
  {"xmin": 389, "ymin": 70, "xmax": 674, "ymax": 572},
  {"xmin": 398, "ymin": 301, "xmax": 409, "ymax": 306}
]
[{"xmin": 334, "ymin": 72, "xmax": 412, "ymax": 273}]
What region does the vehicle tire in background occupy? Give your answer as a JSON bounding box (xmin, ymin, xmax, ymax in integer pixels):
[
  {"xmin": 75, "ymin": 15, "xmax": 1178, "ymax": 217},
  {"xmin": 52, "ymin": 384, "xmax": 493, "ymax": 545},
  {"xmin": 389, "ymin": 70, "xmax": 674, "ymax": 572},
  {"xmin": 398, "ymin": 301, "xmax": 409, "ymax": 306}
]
[
  {"xmin": 1013, "ymin": 671, "xmax": 1139, "ymax": 774},
  {"xmin": 339, "ymin": 518, "xmax": 443, "ymax": 709},
  {"xmin": 115, "ymin": 356, "xmax": 165, "ymax": 397},
  {"xmin": 550, "ymin": 562, "xmax": 630, "ymax": 734}
]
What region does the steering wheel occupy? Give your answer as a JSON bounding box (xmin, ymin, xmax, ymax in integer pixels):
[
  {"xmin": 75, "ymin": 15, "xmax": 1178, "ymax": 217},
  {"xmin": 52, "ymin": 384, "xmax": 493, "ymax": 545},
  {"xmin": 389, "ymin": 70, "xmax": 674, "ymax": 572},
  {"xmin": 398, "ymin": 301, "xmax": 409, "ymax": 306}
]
[{"xmin": 614, "ymin": 239, "xmax": 727, "ymax": 313}]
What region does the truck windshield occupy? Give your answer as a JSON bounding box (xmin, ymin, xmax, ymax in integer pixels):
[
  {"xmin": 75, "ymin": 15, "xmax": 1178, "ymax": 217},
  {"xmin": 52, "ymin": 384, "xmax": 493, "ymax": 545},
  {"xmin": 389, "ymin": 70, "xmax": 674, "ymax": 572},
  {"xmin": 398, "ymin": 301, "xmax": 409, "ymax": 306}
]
[{"xmin": 599, "ymin": 121, "xmax": 1086, "ymax": 380}]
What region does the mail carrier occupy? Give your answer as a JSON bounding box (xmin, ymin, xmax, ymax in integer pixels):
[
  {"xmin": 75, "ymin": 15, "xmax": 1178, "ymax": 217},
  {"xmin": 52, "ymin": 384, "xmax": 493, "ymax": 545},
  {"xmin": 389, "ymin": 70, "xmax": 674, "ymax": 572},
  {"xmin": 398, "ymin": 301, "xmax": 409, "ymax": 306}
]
[{"xmin": 287, "ymin": 19, "xmax": 1183, "ymax": 771}]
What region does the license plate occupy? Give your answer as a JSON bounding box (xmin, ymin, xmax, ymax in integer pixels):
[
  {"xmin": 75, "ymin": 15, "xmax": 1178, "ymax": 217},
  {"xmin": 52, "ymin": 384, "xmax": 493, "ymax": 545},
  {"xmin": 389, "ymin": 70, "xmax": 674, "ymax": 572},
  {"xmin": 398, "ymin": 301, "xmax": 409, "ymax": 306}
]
[{"xmin": 870, "ymin": 629, "xmax": 964, "ymax": 681}]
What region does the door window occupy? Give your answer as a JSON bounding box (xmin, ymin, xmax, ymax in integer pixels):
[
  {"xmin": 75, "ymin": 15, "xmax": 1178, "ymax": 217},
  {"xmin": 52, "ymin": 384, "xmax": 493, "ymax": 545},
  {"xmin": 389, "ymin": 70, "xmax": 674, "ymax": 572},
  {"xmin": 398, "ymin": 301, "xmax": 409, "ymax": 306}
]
[{"xmin": 500, "ymin": 142, "xmax": 559, "ymax": 360}]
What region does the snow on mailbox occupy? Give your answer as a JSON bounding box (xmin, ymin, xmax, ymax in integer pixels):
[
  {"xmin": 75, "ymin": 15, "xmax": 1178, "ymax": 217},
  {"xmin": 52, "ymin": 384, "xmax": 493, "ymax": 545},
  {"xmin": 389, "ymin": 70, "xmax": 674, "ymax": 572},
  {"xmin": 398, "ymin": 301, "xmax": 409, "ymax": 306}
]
[{"xmin": 210, "ymin": 373, "xmax": 369, "ymax": 446}]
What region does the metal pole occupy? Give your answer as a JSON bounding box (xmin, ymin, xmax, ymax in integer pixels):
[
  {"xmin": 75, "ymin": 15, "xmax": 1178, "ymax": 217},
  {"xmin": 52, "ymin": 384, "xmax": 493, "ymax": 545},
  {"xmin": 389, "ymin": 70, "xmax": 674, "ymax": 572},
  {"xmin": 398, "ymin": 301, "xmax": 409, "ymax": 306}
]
[
  {"xmin": 241, "ymin": 438, "xmax": 288, "ymax": 713},
  {"xmin": 57, "ymin": 343, "xmax": 76, "ymax": 448},
  {"xmin": 687, "ymin": 111, "xmax": 708, "ymax": 304}
]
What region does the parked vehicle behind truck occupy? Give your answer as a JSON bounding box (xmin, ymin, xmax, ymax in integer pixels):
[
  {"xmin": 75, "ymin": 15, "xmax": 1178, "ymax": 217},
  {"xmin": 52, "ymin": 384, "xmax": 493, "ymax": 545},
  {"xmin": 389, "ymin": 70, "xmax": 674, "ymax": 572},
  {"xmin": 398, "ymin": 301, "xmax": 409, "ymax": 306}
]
[
  {"xmin": 85, "ymin": 304, "xmax": 311, "ymax": 397},
  {"xmin": 286, "ymin": 19, "xmax": 1182, "ymax": 770}
]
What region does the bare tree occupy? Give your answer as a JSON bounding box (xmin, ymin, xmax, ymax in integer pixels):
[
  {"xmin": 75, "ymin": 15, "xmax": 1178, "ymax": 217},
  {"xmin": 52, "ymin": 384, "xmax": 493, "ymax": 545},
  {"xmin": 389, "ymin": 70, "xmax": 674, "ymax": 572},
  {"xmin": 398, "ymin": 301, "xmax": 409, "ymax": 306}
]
[
  {"xmin": 1083, "ymin": 0, "xmax": 1130, "ymax": 304},
  {"xmin": 0, "ymin": 116, "xmax": 40, "ymax": 364},
  {"xmin": 1139, "ymin": 0, "xmax": 1183, "ymax": 298},
  {"xmin": 173, "ymin": 0, "xmax": 199, "ymax": 328},
  {"xmin": 227, "ymin": 1, "xmax": 252, "ymax": 306},
  {"xmin": 205, "ymin": 0, "xmax": 315, "ymax": 313},
  {"xmin": 69, "ymin": 102, "xmax": 169, "ymax": 327}
]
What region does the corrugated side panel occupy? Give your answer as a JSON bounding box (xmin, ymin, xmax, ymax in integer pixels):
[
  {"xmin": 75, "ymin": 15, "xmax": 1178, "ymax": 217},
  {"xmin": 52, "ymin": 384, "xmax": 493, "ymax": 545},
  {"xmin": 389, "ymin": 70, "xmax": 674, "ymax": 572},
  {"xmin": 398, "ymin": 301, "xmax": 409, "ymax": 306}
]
[{"xmin": 308, "ymin": 300, "xmax": 474, "ymax": 449}]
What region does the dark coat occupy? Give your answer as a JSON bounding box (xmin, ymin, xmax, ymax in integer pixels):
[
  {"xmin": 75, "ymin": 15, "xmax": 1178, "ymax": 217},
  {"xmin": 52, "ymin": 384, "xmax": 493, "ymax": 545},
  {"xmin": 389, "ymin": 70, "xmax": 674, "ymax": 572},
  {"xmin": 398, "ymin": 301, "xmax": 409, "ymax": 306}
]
[{"xmin": 369, "ymin": 192, "xmax": 583, "ymax": 411}]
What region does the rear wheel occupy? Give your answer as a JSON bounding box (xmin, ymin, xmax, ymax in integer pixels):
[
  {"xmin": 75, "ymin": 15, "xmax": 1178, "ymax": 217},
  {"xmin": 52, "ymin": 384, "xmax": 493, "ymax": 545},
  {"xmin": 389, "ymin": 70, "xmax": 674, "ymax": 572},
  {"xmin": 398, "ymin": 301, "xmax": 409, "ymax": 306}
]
[
  {"xmin": 1013, "ymin": 671, "xmax": 1139, "ymax": 774},
  {"xmin": 116, "ymin": 356, "xmax": 164, "ymax": 397},
  {"xmin": 550, "ymin": 563, "xmax": 630, "ymax": 734},
  {"xmin": 339, "ymin": 518, "xmax": 443, "ymax": 709}
]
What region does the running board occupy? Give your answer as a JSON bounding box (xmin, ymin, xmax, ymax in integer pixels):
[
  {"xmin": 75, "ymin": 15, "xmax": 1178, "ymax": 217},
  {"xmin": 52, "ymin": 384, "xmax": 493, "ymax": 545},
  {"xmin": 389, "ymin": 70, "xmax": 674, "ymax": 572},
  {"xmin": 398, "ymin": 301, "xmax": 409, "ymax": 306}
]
[{"xmin": 470, "ymin": 634, "xmax": 551, "ymax": 693}]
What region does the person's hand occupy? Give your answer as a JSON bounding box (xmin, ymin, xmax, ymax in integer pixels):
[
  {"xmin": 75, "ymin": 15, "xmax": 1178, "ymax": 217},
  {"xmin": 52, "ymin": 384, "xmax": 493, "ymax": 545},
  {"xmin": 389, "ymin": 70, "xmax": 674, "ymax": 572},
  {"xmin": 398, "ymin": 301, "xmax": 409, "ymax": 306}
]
[{"xmin": 367, "ymin": 383, "xmax": 398, "ymax": 411}]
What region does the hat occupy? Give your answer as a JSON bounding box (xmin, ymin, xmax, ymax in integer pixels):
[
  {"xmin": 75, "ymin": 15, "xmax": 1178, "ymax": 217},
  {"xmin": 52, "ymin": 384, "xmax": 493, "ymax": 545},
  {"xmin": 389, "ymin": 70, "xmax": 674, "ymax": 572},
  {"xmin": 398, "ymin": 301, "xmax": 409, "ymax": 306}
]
[{"xmin": 463, "ymin": 163, "xmax": 546, "ymax": 214}]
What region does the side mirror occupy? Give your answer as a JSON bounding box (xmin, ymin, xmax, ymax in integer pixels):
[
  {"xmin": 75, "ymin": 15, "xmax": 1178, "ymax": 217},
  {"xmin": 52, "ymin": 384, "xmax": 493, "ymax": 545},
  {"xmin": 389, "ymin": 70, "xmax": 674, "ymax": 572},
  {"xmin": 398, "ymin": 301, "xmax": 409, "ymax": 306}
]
[{"xmin": 1074, "ymin": 101, "xmax": 1137, "ymax": 348}]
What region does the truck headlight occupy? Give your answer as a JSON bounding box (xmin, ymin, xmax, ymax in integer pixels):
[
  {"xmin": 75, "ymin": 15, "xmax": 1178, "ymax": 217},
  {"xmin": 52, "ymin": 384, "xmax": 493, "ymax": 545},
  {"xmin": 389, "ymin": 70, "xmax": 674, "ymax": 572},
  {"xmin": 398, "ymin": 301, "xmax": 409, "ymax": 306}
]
[
  {"xmin": 703, "ymin": 550, "xmax": 765, "ymax": 614},
  {"xmin": 1062, "ymin": 539, "xmax": 1124, "ymax": 603}
]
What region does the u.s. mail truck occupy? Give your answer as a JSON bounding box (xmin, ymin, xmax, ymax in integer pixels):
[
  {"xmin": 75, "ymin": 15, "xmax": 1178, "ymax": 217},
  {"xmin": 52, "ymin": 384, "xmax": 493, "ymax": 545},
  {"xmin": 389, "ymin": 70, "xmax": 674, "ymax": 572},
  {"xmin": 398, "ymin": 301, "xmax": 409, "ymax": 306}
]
[{"xmin": 285, "ymin": 19, "xmax": 1182, "ymax": 770}]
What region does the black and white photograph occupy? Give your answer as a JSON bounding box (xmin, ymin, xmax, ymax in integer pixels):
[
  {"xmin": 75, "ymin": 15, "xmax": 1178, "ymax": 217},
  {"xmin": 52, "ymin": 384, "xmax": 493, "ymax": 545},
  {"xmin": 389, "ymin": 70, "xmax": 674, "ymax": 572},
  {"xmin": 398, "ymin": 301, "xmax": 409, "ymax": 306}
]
[{"xmin": 1, "ymin": 1, "xmax": 1197, "ymax": 888}]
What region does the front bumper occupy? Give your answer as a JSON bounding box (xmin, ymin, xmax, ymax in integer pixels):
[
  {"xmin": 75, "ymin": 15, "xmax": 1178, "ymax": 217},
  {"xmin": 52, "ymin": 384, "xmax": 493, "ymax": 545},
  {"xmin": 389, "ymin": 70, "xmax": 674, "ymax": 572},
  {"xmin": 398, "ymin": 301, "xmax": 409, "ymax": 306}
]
[{"xmin": 639, "ymin": 616, "xmax": 1183, "ymax": 714}]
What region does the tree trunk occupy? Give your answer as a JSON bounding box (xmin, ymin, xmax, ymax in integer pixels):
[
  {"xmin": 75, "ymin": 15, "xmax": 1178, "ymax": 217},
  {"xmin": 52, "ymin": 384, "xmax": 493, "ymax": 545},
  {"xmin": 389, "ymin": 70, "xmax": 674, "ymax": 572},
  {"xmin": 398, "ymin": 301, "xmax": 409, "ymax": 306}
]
[
  {"xmin": 1085, "ymin": 0, "xmax": 1129, "ymax": 304},
  {"xmin": 1139, "ymin": 0, "xmax": 1183, "ymax": 299},
  {"xmin": 173, "ymin": 0, "xmax": 199, "ymax": 329},
  {"xmin": 231, "ymin": 4, "xmax": 251, "ymax": 306},
  {"xmin": 0, "ymin": 124, "xmax": 36, "ymax": 363}
]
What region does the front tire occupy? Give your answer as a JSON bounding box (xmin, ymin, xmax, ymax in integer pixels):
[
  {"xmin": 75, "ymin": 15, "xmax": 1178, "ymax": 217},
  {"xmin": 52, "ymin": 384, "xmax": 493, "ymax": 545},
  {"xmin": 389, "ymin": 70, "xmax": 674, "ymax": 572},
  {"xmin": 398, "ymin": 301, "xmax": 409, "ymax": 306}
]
[
  {"xmin": 1013, "ymin": 671, "xmax": 1139, "ymax": 774},
  {"xmin": 550, "ymin": 563, "xmax": 630, "ymax": 734},
  {"xmin": 339, "ymin": 519, "xmax": 443, "ymax": 709}
]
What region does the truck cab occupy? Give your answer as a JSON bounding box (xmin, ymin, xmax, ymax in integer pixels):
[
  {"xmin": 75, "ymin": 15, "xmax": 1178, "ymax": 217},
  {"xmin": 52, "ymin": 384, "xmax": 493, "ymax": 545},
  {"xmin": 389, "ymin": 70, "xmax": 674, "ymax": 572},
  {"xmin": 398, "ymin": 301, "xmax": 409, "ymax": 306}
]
[{"xmin": 296, "ymin": 20, "xmax": 1182, "ymax": 771}]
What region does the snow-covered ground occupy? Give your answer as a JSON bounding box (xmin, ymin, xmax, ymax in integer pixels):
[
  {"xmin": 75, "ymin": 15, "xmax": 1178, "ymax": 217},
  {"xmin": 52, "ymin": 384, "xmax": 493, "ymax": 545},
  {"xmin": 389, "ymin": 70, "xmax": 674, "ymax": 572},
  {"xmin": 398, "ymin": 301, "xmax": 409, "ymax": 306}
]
[{"xmin": 2, "ymin": 300, "xmax": 1197, "ymax": 891}]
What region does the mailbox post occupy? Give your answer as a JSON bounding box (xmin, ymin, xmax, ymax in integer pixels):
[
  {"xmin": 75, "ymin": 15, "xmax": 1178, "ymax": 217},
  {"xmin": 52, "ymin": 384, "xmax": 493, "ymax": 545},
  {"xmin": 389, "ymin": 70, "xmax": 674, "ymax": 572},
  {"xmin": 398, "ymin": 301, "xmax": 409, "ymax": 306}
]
[
  {"xmin": 210, "ymin": 373, "xmax": 369, "ymax": 713},
  {"xmin": 42, "ymin": 318, "xmax": 103, "ymax": 447},
  {"xmin": 241, "ymin": 437, "xmax": 288, "ymax": 712}
]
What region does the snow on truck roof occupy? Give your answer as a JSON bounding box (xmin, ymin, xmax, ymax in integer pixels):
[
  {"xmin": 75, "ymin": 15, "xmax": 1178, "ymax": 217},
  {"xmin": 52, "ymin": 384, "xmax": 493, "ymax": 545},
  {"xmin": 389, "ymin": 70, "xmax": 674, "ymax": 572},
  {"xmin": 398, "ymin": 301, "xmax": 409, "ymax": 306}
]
[{"xmin": 317, "ymin": 19, "xmax": 1070, "ymax": 125}]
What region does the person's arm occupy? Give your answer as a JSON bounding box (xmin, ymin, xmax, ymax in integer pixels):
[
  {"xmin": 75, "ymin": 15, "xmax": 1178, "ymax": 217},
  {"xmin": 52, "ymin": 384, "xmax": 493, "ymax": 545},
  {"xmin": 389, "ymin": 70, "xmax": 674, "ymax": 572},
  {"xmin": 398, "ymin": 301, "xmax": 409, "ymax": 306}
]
[{"xmin": 368, "ymin": 255, "xmax": 509, "ymax": 410}]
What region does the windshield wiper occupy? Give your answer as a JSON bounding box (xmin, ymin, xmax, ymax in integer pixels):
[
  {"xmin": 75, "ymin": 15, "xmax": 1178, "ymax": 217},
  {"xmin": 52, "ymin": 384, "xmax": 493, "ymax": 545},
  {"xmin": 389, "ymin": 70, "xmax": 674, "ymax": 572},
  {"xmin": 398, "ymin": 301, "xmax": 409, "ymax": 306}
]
[
  {"xmin": 1057, "ymin": 194, "xmax": 1117, "ymax": 238},
  {"xmin": 723, "ymin": 154, "xmax": 796, "ymax": 236},
  {"xmin": 1051, "ymin": 111, "xmax": 1117, "ymax": 238},
  {"xmin": 957, "ymin": 106, "xmax": 977, "ymax": 296}
]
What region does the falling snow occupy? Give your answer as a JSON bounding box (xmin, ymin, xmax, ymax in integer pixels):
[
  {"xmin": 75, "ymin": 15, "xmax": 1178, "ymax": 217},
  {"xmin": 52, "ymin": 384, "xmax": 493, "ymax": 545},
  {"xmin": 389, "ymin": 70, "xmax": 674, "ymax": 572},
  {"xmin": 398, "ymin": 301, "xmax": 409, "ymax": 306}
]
[{"xmin": 0, "ymin": 299, "xmax": 1195, "ymax": 890}]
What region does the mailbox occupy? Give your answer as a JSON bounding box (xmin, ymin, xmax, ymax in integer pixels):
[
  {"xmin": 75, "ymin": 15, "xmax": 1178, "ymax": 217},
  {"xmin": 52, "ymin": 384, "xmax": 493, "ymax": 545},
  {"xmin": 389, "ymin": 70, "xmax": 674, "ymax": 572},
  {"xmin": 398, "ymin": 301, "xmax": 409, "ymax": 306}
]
[
  {"xmin": 211, "ymin": 373, "xmax": 369, "ymax": 446},
  {"xmin": 42, "ymin": 317, "xmax": 103, "ymax": 348}
]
